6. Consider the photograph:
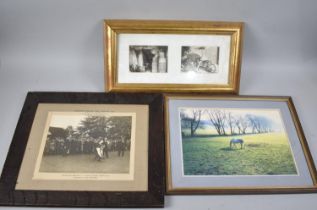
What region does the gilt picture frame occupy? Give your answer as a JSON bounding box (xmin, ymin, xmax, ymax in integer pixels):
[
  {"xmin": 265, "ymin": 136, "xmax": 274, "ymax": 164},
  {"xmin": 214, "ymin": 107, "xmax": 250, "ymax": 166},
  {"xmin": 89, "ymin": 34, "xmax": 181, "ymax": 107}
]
[
  {"xmin": 0, "ymin": 92, "xmax": 165, "ymax": 207},
  {"xmin": 165, "ymin": 94, "xmax": 317, "ymax": 194},
  {"xmin": 104, "ymin": 20, "xmax": 243, "ymax": 93}
]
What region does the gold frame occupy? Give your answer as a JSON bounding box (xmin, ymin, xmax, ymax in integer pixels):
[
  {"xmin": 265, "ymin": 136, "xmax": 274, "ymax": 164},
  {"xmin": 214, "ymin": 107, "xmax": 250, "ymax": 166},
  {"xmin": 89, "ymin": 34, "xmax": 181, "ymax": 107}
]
[
  {"xmin": 165, "ymin": 94, "xmax": 317, "ymax": 194},
  {"xmin": 104, "ymin": 19, "xmax": 244, "ymax": 93}
]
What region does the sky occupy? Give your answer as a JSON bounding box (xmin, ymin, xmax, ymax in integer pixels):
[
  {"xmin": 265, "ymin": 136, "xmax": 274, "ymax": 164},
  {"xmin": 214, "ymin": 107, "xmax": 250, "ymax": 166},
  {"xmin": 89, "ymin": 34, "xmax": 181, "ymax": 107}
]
[
  {"xmin": 179, "ymin": 107, "xmax": 285, "ymax": 132},
  {"xmin": 49, "ymin": 113, "xmax": 87, "ymax": 129}
]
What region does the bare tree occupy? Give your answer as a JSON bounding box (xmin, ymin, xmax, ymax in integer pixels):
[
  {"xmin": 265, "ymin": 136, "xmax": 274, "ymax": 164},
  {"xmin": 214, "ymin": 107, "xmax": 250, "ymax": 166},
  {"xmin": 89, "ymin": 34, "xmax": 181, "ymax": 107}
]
[
  {"xmin": 180, "ymin": 109, "xmax": 202, "ymax": 137},
  {"xmin": 234, "ymin": 116, "xmax": 249, "ymax": 134},
  {"xmin": 207, "ymin": 109, "xmax": 227, "ymax": 136},
  {"xmin": 234, "ymin": 118, "xmax": 242, "ymax": 134},
  {"xmin": 190, "ymin": 109, "xmax": 202, "ymax": 136},
  {"xmin": 240, "ymin": 117, "xmax": 249, "ymax": 134},
  {"xmin": 247, "ymin": 115, "xmax": 271, "ymax": 134},
  {"xmin": 227, "ymin": 112, "xmax": 235, "ymax": 135}
]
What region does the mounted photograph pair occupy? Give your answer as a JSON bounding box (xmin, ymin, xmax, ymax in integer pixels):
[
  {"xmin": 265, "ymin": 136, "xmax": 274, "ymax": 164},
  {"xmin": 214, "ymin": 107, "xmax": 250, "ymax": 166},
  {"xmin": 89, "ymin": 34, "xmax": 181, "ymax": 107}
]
[
  {"xmin": 0, "ymin": 20, "xmax": 316, "ymax": 208},
  {"xmin": 104, "ymin": 19, "xmax": 243, "ymax": 94}
]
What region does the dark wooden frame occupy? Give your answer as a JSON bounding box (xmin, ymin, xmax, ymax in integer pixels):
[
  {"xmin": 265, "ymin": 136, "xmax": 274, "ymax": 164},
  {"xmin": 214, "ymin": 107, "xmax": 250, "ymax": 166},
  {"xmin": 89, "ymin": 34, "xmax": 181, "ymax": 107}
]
[{"xmin": 0, "ymin": 92, "xmax": 165, "ymax": 208}]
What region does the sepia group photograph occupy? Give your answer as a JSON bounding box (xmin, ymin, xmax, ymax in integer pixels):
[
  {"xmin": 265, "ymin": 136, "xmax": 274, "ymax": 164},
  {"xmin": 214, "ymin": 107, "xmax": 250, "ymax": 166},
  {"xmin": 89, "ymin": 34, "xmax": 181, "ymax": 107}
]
[{"xmin": 34, "ymin": 111, "xmax": 135, "ymax": 179}]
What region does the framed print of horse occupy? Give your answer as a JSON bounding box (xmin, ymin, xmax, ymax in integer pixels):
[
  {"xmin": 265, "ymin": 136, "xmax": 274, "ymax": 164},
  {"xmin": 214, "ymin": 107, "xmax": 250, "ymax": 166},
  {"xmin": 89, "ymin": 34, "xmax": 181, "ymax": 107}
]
[
  {"xmin": 0, "ymin": 92, "xmax": 165, "ymax": 207},
  {"xmin": 165, "ymin": 94, "xmax": 317, "ymax": 194},
  {"xmin": 104, "ymin": 20, "xmax": 243, "ymax": 93}
]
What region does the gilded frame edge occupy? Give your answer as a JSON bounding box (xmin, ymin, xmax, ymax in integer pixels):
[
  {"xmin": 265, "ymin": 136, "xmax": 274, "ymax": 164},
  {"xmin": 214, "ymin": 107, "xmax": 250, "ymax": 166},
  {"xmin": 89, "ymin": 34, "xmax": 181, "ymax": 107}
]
[
  {"xmin": 164, "ymin": 94, "xmax": 317, "ymax": 194},
  {"xmin": 103, "ymin": 19, "xmax": 244, "ymax": 93}
]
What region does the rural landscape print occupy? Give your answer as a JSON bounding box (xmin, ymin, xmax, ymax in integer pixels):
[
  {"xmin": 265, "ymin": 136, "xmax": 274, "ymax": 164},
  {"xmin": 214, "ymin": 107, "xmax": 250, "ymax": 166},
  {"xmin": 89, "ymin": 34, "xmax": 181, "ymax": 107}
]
[{"xmin": 180, "ymin": 108, "xmax": 298, "ymax": 176}]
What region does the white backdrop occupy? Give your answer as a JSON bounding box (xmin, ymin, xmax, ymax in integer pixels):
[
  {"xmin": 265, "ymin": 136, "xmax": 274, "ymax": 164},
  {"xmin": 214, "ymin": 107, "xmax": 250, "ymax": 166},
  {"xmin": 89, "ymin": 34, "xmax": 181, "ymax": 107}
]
[{"xmin": 0, "ymin": 0, "xmax": 317, "ymax": 209}]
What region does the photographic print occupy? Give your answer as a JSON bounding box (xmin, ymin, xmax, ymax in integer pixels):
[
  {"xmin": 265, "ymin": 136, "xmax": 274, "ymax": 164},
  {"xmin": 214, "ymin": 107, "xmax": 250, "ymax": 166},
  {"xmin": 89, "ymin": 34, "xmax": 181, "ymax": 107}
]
[
  {"xmin": 129, "ymin": 45, "xmax": 168, "ymax": 73},
  {"xmin": 38, "ymin": 112, "xmax": 132, "ymax": 174},
  {"xmin": 165, "ymin": 95, "xmax": 317, "ymax": 194},
  {"xmin": 180, "ymin": 108, "xmax": 297, "ymax": 176},
  {"xmin": 181, "ymin": 46, "xmax": 219, "ymax": 73},
  {"xmin": 34, "ymin": 111, "xmax": 135, "ymax": 180}
]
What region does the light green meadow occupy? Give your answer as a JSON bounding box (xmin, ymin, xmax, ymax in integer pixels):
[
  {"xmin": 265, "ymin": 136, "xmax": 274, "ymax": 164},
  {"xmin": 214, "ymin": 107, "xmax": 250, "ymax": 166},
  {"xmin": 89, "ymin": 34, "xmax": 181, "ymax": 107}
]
[{"xmin": 182, "ymin": 132, "xmax": 297, "ymax": 175}]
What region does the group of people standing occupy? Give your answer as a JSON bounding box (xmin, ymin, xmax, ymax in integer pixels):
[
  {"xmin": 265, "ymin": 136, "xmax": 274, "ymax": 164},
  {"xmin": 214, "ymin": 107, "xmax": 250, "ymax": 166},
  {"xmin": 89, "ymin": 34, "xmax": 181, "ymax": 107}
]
[
  {"xmin": 94, "ymin": 137, "xmax": 126, "ymax": 161},
  {"xmin": 44, "ymin": 135, "xmax": 129, "ymax": 160}
]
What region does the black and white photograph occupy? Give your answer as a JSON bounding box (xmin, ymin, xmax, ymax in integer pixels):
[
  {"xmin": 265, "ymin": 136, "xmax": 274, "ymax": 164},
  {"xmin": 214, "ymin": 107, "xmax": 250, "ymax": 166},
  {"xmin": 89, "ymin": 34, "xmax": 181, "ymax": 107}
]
[
  {"xmin": 129, "ymin": 45, "xmax": 168, "ymax": 73},
  {"xmin": 38, "ymin": 112, "xmax": 133, "ymax": 175},
  {"xmin": 181, "ymin": 46, "xmax": 219, "ymax": 73}
]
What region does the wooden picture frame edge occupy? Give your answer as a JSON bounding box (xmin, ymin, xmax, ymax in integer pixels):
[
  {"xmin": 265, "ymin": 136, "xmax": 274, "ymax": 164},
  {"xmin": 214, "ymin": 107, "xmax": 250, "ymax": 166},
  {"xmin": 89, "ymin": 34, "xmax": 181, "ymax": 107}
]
[
  {"xmin": 0, "ymin": 92, "xmax": 165, "ymax": 207},
  {"xmin": 164, "ymin": 94, "xmax": 317, "ymax": 195},
  {"xmin": 104, "ymin": 19, "xmax": 244, "ymax": 94}
]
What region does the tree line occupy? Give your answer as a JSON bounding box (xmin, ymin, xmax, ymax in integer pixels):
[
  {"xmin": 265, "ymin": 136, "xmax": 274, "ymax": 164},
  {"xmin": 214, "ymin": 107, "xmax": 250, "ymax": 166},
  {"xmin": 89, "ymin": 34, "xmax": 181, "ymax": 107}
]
[
  {"xmin": 57, "ymin": 115, "xmax": 132, "ymax": 141},
  {"xmin": 181, "ymin": 109, "xmax": 274, "ymax": 137}
]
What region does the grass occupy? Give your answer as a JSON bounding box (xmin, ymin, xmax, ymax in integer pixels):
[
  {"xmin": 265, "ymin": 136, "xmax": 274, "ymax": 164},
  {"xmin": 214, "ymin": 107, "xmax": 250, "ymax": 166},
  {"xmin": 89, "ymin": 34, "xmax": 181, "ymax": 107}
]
[
  {"xmin": 39, "ymin": 151, "xmax": 130, "ymax": 174},
  {"xmin": 182, "ymin": 128, "xmax": 218, "ymax": 136},
  {"xmin": 182, "ymin": 133, "xmax": 297, "ymax": 175}
]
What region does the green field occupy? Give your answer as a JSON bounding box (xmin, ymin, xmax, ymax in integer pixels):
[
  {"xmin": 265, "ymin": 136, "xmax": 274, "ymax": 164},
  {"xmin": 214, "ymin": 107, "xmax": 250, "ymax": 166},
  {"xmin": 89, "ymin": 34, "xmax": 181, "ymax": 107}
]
[{"xmin": 182, "ymin": 133, "xmax": 297, "ymax": 175}]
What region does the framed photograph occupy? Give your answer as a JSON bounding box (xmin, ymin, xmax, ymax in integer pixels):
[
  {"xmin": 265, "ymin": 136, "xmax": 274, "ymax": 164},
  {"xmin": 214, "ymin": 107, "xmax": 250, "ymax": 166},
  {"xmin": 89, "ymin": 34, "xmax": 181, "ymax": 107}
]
[
  {"xmin": 104, "ymin": 20, "xmax": 243, "ymax": 93},
  {"xmin": 0, "ymin": 92, "xmax": 164, "ymax": 207},
  {"xmin": 165, "ymin": 94, "xmax": 317, "ymax": 194}
]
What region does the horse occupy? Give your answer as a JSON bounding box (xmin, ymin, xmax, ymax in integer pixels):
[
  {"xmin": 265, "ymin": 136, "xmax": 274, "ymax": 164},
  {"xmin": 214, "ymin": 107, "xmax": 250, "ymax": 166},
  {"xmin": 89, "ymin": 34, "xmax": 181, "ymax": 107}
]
[{"xmin": 230, "ymin": 138, "xmax": 244, "ymax": 149}]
